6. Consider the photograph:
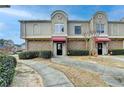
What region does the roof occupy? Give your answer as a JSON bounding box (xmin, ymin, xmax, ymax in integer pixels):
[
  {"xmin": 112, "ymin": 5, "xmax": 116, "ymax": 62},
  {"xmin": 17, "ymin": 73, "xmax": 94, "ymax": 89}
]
[
  {"xmin": 19, "ymin": 19, "xmax": 90, "ymax": 23},
  {"xmin": 68, "ymin": 20, "xmax": 89, "ymax": 23},
  {"xmin": 19, "ymin": 20, "xmax": 51, "ymax": 22},
  {"xmin": 19, "ymin": 19, "xmax": 124, "ymax": 24},
  {"xmin": 108, "ymin": 21, "xmax": 124, "ymax": 23},
  {"xmin": 18, "ymin": 10, "xmax": 124, "ymax": 23}
]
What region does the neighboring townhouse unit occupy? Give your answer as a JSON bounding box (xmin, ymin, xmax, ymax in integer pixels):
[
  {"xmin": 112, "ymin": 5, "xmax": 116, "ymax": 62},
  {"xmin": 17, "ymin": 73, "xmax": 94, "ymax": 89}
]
[{"xmin": 19, "ymin": 10, "xmax": 124, "ymax": 56}]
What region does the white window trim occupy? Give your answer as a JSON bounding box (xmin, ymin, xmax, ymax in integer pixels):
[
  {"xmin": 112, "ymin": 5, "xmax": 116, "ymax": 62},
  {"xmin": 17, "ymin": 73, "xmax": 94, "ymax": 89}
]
[
  {"xmin": 55, "ymin": 24, "xmax": 64, "ymax": 33},
  {"xmin": 96, "ymin": 24, "xmax": 104, "ymax": 34},
  {"xmin": 74, "ymin": 25, "xmax": 82, "ymax": 35}
]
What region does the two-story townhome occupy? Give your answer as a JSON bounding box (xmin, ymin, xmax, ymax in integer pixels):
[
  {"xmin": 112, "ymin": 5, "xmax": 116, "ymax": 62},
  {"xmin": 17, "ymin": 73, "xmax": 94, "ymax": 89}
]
[{"xmin": 19, "ymin": 10, "xmax": 124, "ymax": 56}]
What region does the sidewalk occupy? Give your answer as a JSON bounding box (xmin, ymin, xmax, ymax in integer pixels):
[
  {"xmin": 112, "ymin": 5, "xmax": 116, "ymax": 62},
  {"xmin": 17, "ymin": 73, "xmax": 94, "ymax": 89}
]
[{"xmin": 11, "ymin": 62, "xmax": 43, "ymax": 87}]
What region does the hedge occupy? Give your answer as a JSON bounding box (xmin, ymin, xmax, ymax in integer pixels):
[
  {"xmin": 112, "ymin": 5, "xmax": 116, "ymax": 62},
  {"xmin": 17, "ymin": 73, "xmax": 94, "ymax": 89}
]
[
  {"xmin": 0, "ymin": 55, "xmax": 17, "ymax": 87},
  {"xmin": 18, "ymin": 51, "xmax": 52, "ymax": 59},
  {"xmin": 67, "ymin": 50, "xmax": 89, "ymax": 56},
  {"xmin": 108, "ymin": 49, "xmax": 124, "ymax": 55},
  {"xmin": 18, "ymin": 51, "xmax": 39, "ymax": 59},
  {"xmin": 39, "ymin": 51, "xmax": 52, "ymax": 59}
]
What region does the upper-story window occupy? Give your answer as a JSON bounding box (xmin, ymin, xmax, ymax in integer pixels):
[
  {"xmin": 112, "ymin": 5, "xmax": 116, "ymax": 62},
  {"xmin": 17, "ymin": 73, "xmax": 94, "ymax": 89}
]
[
  {"xmin": 101, "ymin": 24, "xmax": 104, "ymax": 33},
  {"xmin": 96, "ymin": 24, "xmax": 104, "ymax": 33},
  {"xmin": 55, "ymin": 24, "xmax": 64, "ymax": 33},
  {"xmin": 75, "ymin": 26, "xmax": 81, "ymax": 35}
]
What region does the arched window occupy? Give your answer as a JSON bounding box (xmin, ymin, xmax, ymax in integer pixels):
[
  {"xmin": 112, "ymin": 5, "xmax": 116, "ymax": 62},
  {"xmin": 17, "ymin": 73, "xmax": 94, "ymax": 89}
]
[{"xmin": 33, "ymin": 24, "xmax": 39, "ymax": 35}]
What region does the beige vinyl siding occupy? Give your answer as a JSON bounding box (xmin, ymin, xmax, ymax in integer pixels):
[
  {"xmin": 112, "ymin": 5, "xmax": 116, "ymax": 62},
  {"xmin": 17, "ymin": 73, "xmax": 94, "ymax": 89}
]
[
  {"xmin": 108, "ymin": 23, "xmax": 124, "ymax": 36},
  {"xmin": 24, "ymin": 22, "xmax": 51, "ymax": 37},
  {"xmin": 68, "ymin": 22, "xmax": 90, "ymax": 36},
  {"xmin": 20, "ymin": 22, "xmax": 26, "ymax": 38}
]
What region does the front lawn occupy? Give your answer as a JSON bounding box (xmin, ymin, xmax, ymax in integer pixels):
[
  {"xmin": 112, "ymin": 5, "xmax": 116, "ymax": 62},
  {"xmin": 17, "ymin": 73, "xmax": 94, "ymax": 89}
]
[{"xmin": 70, "ymin": 56, "xmax": 124, "ymax": 69}]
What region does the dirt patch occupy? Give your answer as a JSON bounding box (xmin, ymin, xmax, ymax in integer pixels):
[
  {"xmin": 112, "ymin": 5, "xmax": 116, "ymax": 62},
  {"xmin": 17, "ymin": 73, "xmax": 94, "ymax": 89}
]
[
  {"xmin": 10, "ymin": 63, "xmax": 43, "ymax": 87},
  {"xmin": 33, "ymin": 58, "xmax": 108, "ymax": 87}
]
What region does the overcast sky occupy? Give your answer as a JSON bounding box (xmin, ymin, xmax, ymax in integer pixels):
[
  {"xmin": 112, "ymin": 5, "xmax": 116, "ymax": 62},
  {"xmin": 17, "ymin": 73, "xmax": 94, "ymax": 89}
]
[{"xmin": 0, "ymin": 5, "xmax": 124, "ymax": 44}]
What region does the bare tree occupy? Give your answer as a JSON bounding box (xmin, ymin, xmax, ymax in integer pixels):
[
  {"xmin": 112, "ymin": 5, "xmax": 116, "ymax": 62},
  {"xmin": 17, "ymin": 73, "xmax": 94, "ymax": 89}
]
[
  {"xmin": 83, "ymin": 30, "xmax": 100, "ymax": 56},
  {"xmin": 83, "ymin": 32, "xmax": 89, "ymax": 50}
]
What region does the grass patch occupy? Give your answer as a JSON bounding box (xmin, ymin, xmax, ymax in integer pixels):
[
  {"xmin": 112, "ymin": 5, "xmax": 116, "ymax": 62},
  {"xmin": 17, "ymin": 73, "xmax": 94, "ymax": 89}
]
[{"xmin": 70, "ymin": 56, "xmax": 124, "ymax": 69}]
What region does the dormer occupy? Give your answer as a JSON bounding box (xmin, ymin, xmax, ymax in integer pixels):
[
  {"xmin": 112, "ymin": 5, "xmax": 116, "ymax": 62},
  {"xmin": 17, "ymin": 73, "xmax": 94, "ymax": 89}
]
[
  {"xmin": 51, "ymin": 10, "xmax": 68, "ymax": 36},
  {"xmin": 90, "ymin": 11, "xmax": 108, "ymax": 37}
]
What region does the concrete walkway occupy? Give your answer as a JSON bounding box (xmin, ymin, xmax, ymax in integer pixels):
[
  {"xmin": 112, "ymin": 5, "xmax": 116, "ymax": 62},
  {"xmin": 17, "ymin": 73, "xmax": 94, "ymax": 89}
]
[
  {"xmin": 11, "ymin": 62, "xmax": 43, "ymax": 87},
  {"xmin": 20, "ymin": 60, "xmax": 74, "ymax": 87},
  {"xmin": 52, "ymin": 56, "xmax": 124, "ymax": 87}
]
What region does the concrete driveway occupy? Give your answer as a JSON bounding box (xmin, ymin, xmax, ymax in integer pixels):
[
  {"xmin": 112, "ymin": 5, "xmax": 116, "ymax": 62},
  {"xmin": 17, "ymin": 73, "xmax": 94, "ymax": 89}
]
[
  {"xmin": 12, "ymin": 54, "xmax": 73, "ymax": 87},
  {"xmin": 52, "ymin": 56, "xmax": 124, "ymax": 87}
]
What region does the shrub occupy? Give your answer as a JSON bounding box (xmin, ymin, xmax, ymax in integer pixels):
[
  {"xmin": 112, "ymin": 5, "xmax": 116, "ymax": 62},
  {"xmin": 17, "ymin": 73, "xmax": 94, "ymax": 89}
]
[
  {"xmin": 18, "ymin": 51, "xmax": 39, "ymax": 59},
  {"xmin": 39, "ymin": 51, "xmax": 52, "ymax": 59},
  {"xmin": 19, "ymin": 51, "xmax": 52, "ymax": 59},
  {"xmin": 67, "ymin": 50, "xmax": 89, "ymax": 56},
  {"xmin": 0, "ymin": 55, "xmax": 17, "ymax": 87},
  {"xmin": 108, "ymin": 49, "xmax": 124, "ymax": 55},
  {"xmin": 0, "ymin": 52, "xmax": 5, "ymax": 56}
]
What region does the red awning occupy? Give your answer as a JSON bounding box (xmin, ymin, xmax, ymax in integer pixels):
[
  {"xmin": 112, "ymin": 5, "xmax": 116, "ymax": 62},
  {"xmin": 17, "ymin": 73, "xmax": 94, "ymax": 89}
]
[
  {"xmin": 95, "ymin": 37, "xmax": 111, "ymax": 43},
  {"xmin": 52, "ymin": 37, "xmax": 66, "ymax": 42}
]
